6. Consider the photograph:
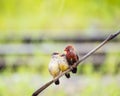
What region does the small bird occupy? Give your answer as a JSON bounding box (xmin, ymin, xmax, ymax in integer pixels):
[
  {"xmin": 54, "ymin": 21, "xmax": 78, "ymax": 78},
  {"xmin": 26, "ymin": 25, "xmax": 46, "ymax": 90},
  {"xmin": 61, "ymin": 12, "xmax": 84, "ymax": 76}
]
[
  {"xmin": 58, "ymin": 54, "xmax": 70, "ymax": 78},
  {"xmin": 64, "ymin": 45, "xmax": 79, "ymax": 73},
  {"xmin": 48, "ymin": 52, "xmax": 60, "ymax": 85}
]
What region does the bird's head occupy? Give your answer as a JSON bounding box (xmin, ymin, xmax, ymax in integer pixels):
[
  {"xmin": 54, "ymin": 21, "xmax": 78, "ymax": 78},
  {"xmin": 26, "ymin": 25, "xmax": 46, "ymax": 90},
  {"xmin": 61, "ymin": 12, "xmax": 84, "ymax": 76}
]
[
  {"xmin": 52, "ymin": 52, "xmax": 60, "ymax": 58},
  {"xmin": 64, "ymin": 45, "xmax": 74, "ymax": 53},
  {"xmin": 60, "ymin": 54, "xmax": 66, "ymax": 57}
]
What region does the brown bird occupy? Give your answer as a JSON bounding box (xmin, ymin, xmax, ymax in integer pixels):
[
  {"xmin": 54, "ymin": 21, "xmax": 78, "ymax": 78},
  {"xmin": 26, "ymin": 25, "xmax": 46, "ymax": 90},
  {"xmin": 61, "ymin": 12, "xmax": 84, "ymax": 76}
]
[
  {"xmin": 59, "ymin": 54, "xmax": 70, "ymax": 78},
  {"xmin": 64, "ymin": 45, "xmax": 79, "ymax": 73},
  {"xmin": 48, "ymin": 52, "xmax": 60, "ymax": 85}
]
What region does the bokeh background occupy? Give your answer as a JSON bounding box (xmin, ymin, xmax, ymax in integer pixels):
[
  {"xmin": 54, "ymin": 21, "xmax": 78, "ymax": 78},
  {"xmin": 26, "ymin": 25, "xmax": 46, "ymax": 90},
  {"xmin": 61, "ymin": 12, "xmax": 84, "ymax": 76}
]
[{"xmin": 0, "ymin": 0, "xmax": 120, "ymax": 96}]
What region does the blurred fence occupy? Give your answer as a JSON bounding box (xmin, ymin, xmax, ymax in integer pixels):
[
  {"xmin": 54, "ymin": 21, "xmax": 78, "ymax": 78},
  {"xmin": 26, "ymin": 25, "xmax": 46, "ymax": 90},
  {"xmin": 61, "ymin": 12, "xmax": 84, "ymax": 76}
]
[{"xmin": 0, "ymin": 34, "xmax": 120, "ymax": 73}]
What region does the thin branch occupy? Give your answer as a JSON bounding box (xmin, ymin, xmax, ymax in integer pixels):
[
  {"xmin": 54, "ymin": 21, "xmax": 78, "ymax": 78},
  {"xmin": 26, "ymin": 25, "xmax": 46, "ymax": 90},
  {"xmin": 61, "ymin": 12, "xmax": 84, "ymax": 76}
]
[
  {"xmin": 73, "ymin": 30, "xmax": 120, "ymax": 67},
  {"xmin": 32, "ymin": 80, "xmax": 54, "ymax": 96},
  {"xmin": 32, "ymin": 30, "xmax": 120, "ymax": 96}
]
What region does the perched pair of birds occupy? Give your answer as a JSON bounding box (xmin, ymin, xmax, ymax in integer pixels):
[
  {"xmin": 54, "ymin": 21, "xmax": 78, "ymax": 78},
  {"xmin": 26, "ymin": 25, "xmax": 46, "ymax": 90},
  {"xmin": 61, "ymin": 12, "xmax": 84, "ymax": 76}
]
[{"xmin": 48, "ymin": 45, "xmax": 79, "ymax": 85}]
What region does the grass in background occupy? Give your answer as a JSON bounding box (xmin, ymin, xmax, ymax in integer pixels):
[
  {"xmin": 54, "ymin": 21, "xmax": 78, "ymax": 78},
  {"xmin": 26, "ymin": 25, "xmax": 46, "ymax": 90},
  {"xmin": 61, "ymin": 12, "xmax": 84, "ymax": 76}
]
[{"xmin": 0, "ymin": 51, "xmax": 120, "ymax": 96}]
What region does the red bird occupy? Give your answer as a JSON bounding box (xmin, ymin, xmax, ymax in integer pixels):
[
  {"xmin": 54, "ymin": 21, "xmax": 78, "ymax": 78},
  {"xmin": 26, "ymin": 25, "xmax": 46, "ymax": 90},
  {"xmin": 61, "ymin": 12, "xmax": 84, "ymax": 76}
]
[{"xmin": 64, "ymin": 45, "xmax": 79, "ymax": 73}]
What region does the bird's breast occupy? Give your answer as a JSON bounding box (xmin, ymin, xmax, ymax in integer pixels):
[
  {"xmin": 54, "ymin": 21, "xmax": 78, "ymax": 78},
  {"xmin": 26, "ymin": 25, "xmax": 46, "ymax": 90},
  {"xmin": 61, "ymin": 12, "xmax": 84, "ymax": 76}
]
[
  {"xmin": 59, "ymin": 63, "xmax": 69, "ymax": 72},
  {"xmin": 48, "ymin": 59, "xmax": 60, "ymax": 78}
]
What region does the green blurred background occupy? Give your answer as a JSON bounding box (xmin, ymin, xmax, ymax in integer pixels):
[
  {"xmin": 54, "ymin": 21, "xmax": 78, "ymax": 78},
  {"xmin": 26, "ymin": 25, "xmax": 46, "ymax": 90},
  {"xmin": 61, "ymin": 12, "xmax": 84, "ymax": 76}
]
[{"xmin": 0, "ymin": 0, "xmax": 120, "ymax": 96}]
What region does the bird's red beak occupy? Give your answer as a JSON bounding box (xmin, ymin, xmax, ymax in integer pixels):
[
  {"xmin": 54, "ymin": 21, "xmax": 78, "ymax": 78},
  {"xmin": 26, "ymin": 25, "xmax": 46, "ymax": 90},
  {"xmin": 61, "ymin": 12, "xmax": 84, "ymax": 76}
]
[
  {"xmin": 64, "ymin": 47, "xmax": 67, "ymax": 51},
  {"xmin": 64, "ymin": 49, "xmax": 67, "ymax": 54}
]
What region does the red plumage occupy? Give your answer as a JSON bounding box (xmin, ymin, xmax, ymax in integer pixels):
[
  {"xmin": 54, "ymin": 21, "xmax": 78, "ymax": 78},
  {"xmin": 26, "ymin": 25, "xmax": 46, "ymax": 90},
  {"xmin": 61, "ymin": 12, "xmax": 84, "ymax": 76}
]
[{"xmin": 64, "ymin": 45, "xmax": 79, "ymax": 73}]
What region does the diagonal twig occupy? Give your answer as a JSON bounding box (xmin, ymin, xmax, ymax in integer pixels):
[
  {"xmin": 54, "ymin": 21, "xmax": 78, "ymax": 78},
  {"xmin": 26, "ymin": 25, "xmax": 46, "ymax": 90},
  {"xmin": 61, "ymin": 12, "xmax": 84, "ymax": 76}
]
[{"xmin": 32, "ymin": 30, "xmax": 120, "ymax": 96}]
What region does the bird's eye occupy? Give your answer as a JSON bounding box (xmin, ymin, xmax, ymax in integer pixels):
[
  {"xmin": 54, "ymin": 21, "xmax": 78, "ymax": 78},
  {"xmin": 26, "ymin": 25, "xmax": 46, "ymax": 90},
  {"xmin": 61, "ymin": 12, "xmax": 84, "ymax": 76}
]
[{"xmin": 67, "ymin": 48, "xmax": 69, "ymax": 51}]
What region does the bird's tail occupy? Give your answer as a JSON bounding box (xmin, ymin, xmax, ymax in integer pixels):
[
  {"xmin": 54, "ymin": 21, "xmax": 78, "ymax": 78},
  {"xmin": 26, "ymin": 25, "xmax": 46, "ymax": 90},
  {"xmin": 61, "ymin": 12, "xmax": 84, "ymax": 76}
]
[
  {"xmin": 65, "ymin": 73, "xmax": 70, "ymax": 78},
  {"xmin": 71, "ymin": 67, "xmax": 77, "ymax": 73},
  {"xmin": 55, "ymin": 79, "xmax": 60, "ymax": 85}
]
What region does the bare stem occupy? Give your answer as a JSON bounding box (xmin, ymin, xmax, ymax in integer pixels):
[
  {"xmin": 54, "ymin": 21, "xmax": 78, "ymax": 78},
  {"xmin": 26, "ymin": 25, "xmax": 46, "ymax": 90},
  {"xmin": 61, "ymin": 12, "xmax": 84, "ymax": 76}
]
[
  {"xmin": 32, "ymin": 80, "xmax": 54, "ymax": 96},
  {"xmin": 32, "ymin": 30, "xmax": 120, "ymax": 96}
]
